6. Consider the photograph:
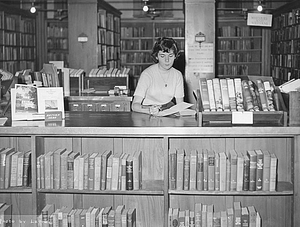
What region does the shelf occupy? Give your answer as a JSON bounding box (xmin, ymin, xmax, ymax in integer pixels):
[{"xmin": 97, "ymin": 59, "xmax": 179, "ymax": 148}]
[{"xmin": 169, "ymin": 182, "xmax": 293, "ymax": 195}]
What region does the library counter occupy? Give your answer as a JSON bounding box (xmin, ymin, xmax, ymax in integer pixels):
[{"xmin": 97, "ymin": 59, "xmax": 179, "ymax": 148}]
[{"xmin": 1, "ymin": 111, "xmax": 300, "ymax": 137}]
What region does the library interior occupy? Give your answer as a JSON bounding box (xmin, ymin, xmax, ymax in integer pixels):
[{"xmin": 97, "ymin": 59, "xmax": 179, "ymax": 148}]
[{"xmin": 0, "ymin": 0, "xmax": 300, "ymax": 227}]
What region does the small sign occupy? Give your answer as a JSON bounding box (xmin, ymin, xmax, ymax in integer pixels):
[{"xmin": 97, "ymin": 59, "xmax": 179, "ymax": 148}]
[
  {"xmin": 45, "ymin": 111, "xmax": 63, "ymax": 122},
  {"xmin": 78, "ymin": 32, "xmax": 88, "ymax": 43},
  {"xmin": 232, "ymin": 111, "xmax": 253, "ymax": 125},
  {"xmin": 247, "ymin": 13, "xmax": 272, "ymax": 27}
]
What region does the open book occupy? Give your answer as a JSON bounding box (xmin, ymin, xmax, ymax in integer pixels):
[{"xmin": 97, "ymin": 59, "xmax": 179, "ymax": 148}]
[{"xmin": 158, "ymin": 102, "xmax": 195, "ymax": 117}]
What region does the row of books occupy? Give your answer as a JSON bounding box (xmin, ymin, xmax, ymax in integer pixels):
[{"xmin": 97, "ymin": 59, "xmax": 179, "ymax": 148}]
[
  {"xmin": 47, "ymin": 25, "xmax": 68, "ymax": 38},
  {"xmin": 121, "ymin": 40, "xmax": 151, "ymax": 51},
  {"xmin": 273, "ymin": 9, "xmax": 300, "ymax": 28},
  {"xmin": 0, "ymin": 148, "xmax": 32, "ymax": 189},
  {"xmin": 121, "ymin": 27, "xmax": 146, "ymax": 38},
  {"xmin": 20, "ymin": 33, "xmax": 35, "ymax": 46},
  {"xmin": 218, "ymin": 39, "xmax": 260, "ymax": 51},
  {"xmin": 217, "ymin": 26, "xmax": 261, "ymax": 38},
  {"xmin": 154, "ymin": 27, "xmax": 184, "ymax": 37},
  {"xmin": 271, "ymin": 25, "xmax": 300, "ymax": 42},
  {"xmin": 87, "ymin": 67, "xmax": 130, "ymax": 78},
  {"xmin": 271, "ymin": 67, "xmax": 300, "ymax": 82},
  {"xmin": 169, "ymin": 148, "xmax": 278, "ymax": 192},
  {"xmin": 40, "ymin": 204, "xmax": 136, "ymax": 227},
  {"xmin": 120, "ymin": 53, "xmax": 152, "ymax": 64},
  {"xmin": 37, "ymin": 149, "xmax": 142, "ymax": 191},
  {"xmin": 168, "ymin": 202, "xmax": 261, "ymax": 227},
  {"xmin": 218, "ymin": 52, "xmax": 254, "ymax": 63},
  {"xmin": 199, "ymin": 77, "xmax": 278, "ymax": 112},
  {"xmin": 47, "ymin": 38, "xmax": 68, "ymax": 50},
  {"xmin": 271, "ymin": 39, "xmax": 300, "ymax": 55}
]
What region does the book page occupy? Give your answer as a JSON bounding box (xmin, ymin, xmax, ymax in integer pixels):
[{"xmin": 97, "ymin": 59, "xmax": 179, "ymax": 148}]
[{"xmin": 158, "ymin": 102, "xmax": 194, "ymax": 117}]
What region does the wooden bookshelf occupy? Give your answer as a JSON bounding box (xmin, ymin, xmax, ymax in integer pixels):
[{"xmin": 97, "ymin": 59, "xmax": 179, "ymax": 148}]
[
  {"xmin": 120, "ymin": 19, "xmax": 185, "ymax": 90},
  {"xmin": 0, "ymin": 3, "xmax": 36, "ymax": 74},
  {"xmin": 0, "ymin": 112, "xmax": 300, "ymax": 227},
  {"xmin": 68, "ymin": 0, "xmax": 121, "ymax": 74},
  {"xmin": 216, "ymin": 16, "xmax": 264, "ymax": 77},
  {"xmin": 47, "ymin": 19, "xmax": 69, "ymax": 67},
  {"xmin": 271, "ymin": 0, "xmax": 300, "ymax": 85}
]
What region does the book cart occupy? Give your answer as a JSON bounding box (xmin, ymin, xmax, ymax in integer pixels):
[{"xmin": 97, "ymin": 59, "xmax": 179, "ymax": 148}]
[{"xmin": 0, "ymin": 111, "xmax": 299, "ymax": 226}]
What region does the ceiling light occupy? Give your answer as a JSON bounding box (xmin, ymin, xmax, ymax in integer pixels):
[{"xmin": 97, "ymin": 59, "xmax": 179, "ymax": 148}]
[
  {"xmin": 30, "ymin": 2, "xmax": 36, "ymax": 13},
  {"xmin": 257, "ymin": 1, "xmax": 263, "ymax": 12},
  {"xmin": 143, "ymin": 4, "xmax": 149, "ymax": 12}
]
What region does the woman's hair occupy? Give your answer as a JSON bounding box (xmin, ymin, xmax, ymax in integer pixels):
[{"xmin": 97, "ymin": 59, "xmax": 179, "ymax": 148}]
[{"xmin": 151, "ymin": 37, "xmax": 179, "ymax": 63}]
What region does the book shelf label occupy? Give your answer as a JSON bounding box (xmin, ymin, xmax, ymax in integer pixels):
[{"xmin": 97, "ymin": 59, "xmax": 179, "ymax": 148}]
[{"xmin": 232, "ymin": 112, "xmax": 253, "ymax": 124}]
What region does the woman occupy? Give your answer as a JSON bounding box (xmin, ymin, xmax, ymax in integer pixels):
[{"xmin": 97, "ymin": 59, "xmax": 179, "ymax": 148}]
[{"xmin": 131, "ymin": 37, "xmax": 184, "ymax": 116}]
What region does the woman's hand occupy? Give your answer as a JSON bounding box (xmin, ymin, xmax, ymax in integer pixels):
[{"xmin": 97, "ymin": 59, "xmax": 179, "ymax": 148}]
[{"xmin": 149, "ymin": 105, "xmax": 161, "ymax": 116}]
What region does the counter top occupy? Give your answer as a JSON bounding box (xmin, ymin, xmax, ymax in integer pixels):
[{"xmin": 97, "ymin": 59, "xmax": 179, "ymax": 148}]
[{"xmin": 0, "ymin": 111, "xmax": 300, "ymax": 137}]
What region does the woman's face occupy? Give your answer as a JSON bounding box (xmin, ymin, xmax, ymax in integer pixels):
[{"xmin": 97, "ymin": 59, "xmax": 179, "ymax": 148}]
[{"xmin": 157, "ymin": 50, "xmax": 176, "ymax": 71}]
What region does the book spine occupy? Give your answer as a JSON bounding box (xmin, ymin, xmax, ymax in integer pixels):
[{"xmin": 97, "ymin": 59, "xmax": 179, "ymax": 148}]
[
  {"xmin": 248, "ymin": 81, "xmax": 260, "ymax": 111},
  {"xmin": 189, "ymin": 150, "xmax": 197, "ymax": 191},
  {"xmin": 196, "ymin": 152, "xmax": 204, "ymax": 191},
  {"xmin": 248, "ymin": 152, "xmax": 257, "ymax": 191},
  {"xmin": 257, "ymin": 80, "xmax": 268, "ymax": 111},
  {"xmin": 176, "ymin": 150, "xmax": 184, "ymax": 190},
  {"xmin": 126, "ymin": 159, "xmax": 133, "ymax": 190},
  {"xmin": 214, "ymin": 153, "xmax": 220, "ymax": 191},
  {"xmin": 203, "ymin": 150, "xmax": 208, "ymax": 191},
  {"xmin": 208, "ymin": 151, "xmax": 215, "ymax": 191},
  {"xmin": 242, "ymin": 80, "xmax": 254, "ymax": 111},
  {"xmin": 212, "ymin": 78, "xmax": 223, "ymax": 111},
  {"xmin": 199, "ymin": 78, "xmax": 210, "ymax": 111},
  {"xmin": 88, "ymin": 156, "xmax": 95, "ymax": 190},
  {"xmin": 67, "ymin": 158, "xmax": 74, "ymax": 189},
  {"xmin": 256, "ymin": 151, "xmax": 264, "ymax": 191},
  {"xmin": 234, "ymin": 78, "xmax": 244, "ymax": 111},
  {"xmin": 17, "ymin": 154, "xmax": 24, "ymax": 186},
  {"xmin": 183, "ymin": 155, "xmax": 190, "ymax": 190},
  {"xmin": 220, "ymin": 78, "xmax": 230, "ymax": 111},
  {"xmin": 243, "ymin": 156, "xmax": 250, "ymax": 191},
  {"xmin": 207, "ymin": 79, "xmax": 216, "ymax": 111},
  {"xmin": 169, "ymin": 151, "xmax": 177, "ymax": 190}
]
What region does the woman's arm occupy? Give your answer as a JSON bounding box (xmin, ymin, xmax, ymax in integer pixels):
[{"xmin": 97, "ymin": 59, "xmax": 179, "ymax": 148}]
[{"xmin": 131, "ymin": 95, "xmax": 160, "ymax": 115}]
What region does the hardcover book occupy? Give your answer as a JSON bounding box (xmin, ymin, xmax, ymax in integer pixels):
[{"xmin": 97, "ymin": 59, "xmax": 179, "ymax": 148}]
[
  {"xmin": 106, "ymin": 154, "xmax": 113, "ymax": 190},
  {"xmin": 176, "ymin": 149, "xmax": 185, "ymax": 190},
  {"xmin": 53, "ymin": 148, "xmax": 67, "ymax": 189},
  {"xmin": 247, "ymin": 150, "xmax": 257, "ymax": 191},
  {"xmin": 256, "ymin": 80, "xmax": 268, "ymax": 111},
  {"xmin": 236, "ymin": 151, "xmax": 244, "ymax": 192},
  {"xmin": 262, "ymin": 150, "xmax": 271, "ymax": 191},
  {"xmin": 94, "ymin": 153, "xmax": 102, "ymax": 191},
  {"xmin": 227, "ymin": 78, "xmax": 237, "ymax": 111},
  {"xmin": 269, "ymin": 153, "xmax": 278, "ymax": 191},
  {"xmin": 67, "ymin": 152, "xmax": 80, "ymax": 189},
  {"xmin": 233, "ymin": 201, "xmax": 242, "ymax": 227},
  {"xmin": 44, "ymin": 151, "xmax": 54, "ymax": 189},
  {"xmin": 255, "ymin": 150, "xmax": 264, "ymax": 191},
  {"xmin": 88, "ymin": 153, "xmax": 99, "ymax": 191},
  {"xmin": 229, "ymin": 150, "xmax": 237, "ymax": 191},
  {"xmin": 243, "ymin": 154, "xmax": 250, "ymax": 191},
  {"xmin": 189, "ymin": 150, "xmax": 197, "ymax": 190},
  {"xmin": 61, "ymin": 150, "xmax": 73, "ymax": 190},
  {"xmin": 234, "ymin": 78, "xmax": 244, "ymax": 111},
  {"xmin": 133, "ymin": 150, "xmax": 142, "ymax": 190},
  {"xmin": 212, "ymin": 78, "xmax": 223, "ymax": 111},
  {"xmin": 241, "ymin": 207, "xmax": 249, "ymax": 227},
  {"xmin": 183, "ymin": 153, "xmax": 190, "ymax": 190},
  {"xmin": 203, "ymin": 149, "xmax": 208, "ymax": 191},
  {"xmin": 197, "ymin": 150, "xmax": 204, "ymax": 191},
  {"xmin": 214, "ymin": 152, "xmax": 220, "ymax": 191},
  {"xmin": 169, "ymin": 148, "xmax": 177, "ymax": 190},
  {"xmin": 111, "ymin": 152, "xmax": 122, "ymax": 191},
  {"xmin": 241, "ymin": 80, "xmax": 254, "ymax": 111},
  {"xmin": 220, "ymin": 78, "xmax": 230, "ymax": 111},
  {"xmin": 219, "ymin": 152, "xmax": 227, "ymax": 191},
  {"xmin": 194, "ymin": 203, "xmax": 202, "ymax": 227},
  {"xmin": 207, "ymin": 150, "xmax": 215, "ymax": 191},
  {"xmin": 101, "ymin": 150, "xmax": 112, "ymax": 190},
  {"xmin": 199, "ymin": 78, "xmax": 210, "ymax": 111},
  {"xmin": 207, "ymin": 79, "xmax": 216, "ymax": 111},
  {"xmin": 126, "ymin": 154, "xmax": 133, "ymax": 190},
  {"xmin": 4, "ymin": 150, "xmax": 16, "ymax": 189}
]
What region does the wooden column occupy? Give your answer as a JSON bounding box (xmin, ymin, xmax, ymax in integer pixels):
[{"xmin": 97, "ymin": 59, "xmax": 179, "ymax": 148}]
[{"xmin": 184, "ymin": 0, "xmax": 215, "ymax": 104}]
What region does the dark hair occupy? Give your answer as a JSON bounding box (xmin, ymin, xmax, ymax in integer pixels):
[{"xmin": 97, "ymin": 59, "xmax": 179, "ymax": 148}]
[{"xmin": 151, "ymin": 37, "xmax": 180, "ymax": 63}]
